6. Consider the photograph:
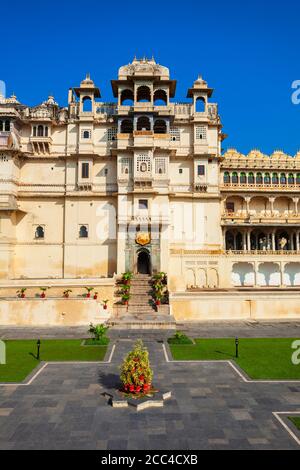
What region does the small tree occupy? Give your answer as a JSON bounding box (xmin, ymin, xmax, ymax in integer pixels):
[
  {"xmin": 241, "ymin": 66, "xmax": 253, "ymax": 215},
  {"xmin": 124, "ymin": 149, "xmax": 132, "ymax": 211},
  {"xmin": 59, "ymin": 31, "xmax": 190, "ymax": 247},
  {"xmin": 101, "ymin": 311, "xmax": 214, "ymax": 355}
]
[
  {"xmin": 88, "ymin": 323, "xmax": 109, "ymax": 341},
  {"xmin": 120, "ymin": 340, "xmax": 153, "ymax": 394}
]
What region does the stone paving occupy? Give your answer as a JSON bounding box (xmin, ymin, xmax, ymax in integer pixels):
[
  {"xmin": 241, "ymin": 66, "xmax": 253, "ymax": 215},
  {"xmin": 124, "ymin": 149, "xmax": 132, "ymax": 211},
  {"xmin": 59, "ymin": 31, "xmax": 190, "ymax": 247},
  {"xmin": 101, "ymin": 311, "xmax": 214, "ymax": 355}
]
[{"xmin": 0, "ymin": 338, "xmax": 300, "ymax": 450}]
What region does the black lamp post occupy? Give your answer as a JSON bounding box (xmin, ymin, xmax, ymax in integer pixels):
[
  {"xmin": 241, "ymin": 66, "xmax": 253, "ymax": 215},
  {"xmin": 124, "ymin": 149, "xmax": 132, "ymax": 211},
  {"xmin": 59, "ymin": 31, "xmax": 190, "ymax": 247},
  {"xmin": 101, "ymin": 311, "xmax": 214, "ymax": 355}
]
[
  {"xmin": 37, "ymin": 339, "xmax": 41, "ymax": 360},
  {"xmin": 235, "ymin": 337, "xmax": 239, "ymax": 358}
]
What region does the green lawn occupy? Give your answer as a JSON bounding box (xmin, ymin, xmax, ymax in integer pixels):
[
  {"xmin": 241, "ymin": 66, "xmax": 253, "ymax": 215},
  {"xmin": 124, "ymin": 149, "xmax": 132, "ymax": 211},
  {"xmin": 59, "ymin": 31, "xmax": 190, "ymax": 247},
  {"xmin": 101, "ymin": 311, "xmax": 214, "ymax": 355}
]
[
  {"xmin": 0, "ymin": 339, "xmax": 108, "ymax": 383},
  {"xmin": 169, "ymin": 338, "xmax": 300, "ymax": 380},
  {"xmin": 288, "ymin": 416, "xmax": 300, "ymax": 430}
]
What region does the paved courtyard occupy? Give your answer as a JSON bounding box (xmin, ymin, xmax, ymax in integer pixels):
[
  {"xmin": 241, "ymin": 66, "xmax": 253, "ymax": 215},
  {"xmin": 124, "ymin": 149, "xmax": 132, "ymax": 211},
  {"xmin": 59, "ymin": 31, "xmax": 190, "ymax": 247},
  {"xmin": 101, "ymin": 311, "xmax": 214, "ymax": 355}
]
[{"xmin": 0, "ymin": 337, "xmax": 300, "ymax": 450}]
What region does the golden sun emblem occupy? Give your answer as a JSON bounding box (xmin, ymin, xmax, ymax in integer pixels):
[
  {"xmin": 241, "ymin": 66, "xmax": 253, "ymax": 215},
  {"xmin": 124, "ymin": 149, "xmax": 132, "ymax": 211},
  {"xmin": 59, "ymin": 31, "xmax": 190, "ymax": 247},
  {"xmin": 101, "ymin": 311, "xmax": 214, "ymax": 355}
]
[{"xmin": 136, "ymin": 232, "xmax": 151, "ymax": 246}]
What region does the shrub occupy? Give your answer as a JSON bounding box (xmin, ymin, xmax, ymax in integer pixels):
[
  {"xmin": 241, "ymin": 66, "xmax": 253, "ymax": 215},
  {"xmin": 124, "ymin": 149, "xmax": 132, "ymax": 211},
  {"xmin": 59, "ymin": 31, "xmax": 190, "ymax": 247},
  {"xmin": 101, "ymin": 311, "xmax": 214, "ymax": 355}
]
[
  {"xmin": 168, "ymin": 331, "xmax": 193, "ymax": 344},
  {"xmin": 120, "ymin": 340, "xmax": 153, "ymax": 393},
  {"xmin": 88, "ymin": 323, "xmax": 109, "ymax": 342}
]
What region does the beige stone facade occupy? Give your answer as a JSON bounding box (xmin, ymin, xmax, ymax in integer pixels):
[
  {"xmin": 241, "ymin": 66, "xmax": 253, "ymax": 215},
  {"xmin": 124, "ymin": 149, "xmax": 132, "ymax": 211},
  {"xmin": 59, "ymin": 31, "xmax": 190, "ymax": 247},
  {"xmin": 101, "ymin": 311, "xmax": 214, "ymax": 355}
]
[{"xmin": 1, "ymin": 57, "xmax": 300, "ymax": 323}]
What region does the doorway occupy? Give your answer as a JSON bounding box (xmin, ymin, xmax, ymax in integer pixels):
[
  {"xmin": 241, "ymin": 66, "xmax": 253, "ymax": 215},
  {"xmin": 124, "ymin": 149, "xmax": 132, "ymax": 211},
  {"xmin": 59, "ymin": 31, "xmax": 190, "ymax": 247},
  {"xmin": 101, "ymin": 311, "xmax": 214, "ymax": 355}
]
[{"xmin": 137, "ymin": 250, "xmax": 151, "ymax": 274}]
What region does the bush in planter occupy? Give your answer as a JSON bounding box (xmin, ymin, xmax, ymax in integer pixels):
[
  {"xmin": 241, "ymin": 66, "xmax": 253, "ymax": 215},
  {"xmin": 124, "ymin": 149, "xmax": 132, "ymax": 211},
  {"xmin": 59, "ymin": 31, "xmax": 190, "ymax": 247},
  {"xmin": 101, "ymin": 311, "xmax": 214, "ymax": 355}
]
[
  {"xmin": 39, "ymin": 287, "xmax": 50, "ymax": 298},
  {"xmin": 168, "ymin": 331, "xmax": 193, "ymax": 345},
  {"xmin": 121, "ymin": 293, "xmax": 130, "ymax": 305},
  {"xmin": 63, "ymin": 289, "xmax": 72, "ymax": 298},
  {"xmin": 16, "ymin": 288, "xmax": 27, "ymax": 298},
  {"xmin": 84, "ymin": 287, "xmax": 94, "ymax": 298},
  {"xmin": 122, "ymin": 271, "xmax": 133, "ymax": 284},
  {"xmin": 120, "ymin": 340, "xmax": 153, "ymax": 394},
  {"xmin": 87, "ymin": 323, "xmax": 109, "ymax": 344},
  {"xmin": 102, "ymin": 299, "xmax": 109, "ymax": 309}
]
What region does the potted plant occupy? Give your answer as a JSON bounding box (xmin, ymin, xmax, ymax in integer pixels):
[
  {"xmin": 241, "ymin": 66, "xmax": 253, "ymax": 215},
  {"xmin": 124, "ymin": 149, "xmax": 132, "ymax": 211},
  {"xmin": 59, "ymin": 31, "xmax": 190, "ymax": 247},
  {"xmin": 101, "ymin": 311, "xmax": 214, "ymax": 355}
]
[
  {"xmin": 39, "ymin": 287, "xmax": 49, "ymax": 298},
  {"xmin": 17, "ymin": 288, "xmax": 27, "ymax": 298},
  {"xmin": 102, "ymin": 299, "xmax": 109, "ymax": 309},
  {"xmin": 155, "ymin": 292, "xmax": 162, "ymax": 306},
  {"xmin": 84, "ymin": 287, "xmax": 94, "ymax": 298},
  {"xmin": 120, "ymin": 340, "xmax": 153, "ymax": 395},
  {"xmin": 63, "ymin": 289, "xmax": 72, "ymax": 298},
  {"xmin": 122, "ymin": 271, "xmax": 133, "ymax": 285},
  {"xmin": 122, "ymin": 292, "xmax": 130, "ymax": 305},
  {"xmin": 93, "ymin": 291, "xmax": 98, "ymax": 300}
]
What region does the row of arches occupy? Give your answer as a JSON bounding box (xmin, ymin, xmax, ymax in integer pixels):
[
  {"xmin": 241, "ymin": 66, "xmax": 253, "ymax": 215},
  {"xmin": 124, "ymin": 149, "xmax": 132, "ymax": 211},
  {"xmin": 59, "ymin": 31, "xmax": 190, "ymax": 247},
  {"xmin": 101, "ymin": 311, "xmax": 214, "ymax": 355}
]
[
  {"xmin": 232, "ymin": 262, "xmax": 300, "ymax": 286},
  {"xmin": 186, "ymin": 267, "xmax": 219, "ymax": 289},
  {"xmin": 224, "ymin": 195, "xmax": 297, "ymax": 217},
  {"xmin": 225, "ymin": 229, "xmax": 299, "ymax": 251},
  {"xmin": 32, "ymin": 125, "xmax": 49, "ymax": 138},
  {"xmin": 120, "ymin": 117, "xmax": 168, "ymax": 134},
  {"xmin": 120, "ymin": 87, "xmax": 168, "ymax": 106},
  {"xmin": 223, "ymin": 171, "xmax": 300, "ymax": 186}
]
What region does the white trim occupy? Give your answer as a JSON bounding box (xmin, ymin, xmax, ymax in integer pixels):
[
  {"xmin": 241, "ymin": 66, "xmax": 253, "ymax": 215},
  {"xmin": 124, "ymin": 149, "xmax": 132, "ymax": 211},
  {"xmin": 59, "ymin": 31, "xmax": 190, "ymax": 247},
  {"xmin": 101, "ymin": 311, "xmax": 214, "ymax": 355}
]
[{"xmin": 273, "ymin": 412, "xmax": 300, "ymax": 446}]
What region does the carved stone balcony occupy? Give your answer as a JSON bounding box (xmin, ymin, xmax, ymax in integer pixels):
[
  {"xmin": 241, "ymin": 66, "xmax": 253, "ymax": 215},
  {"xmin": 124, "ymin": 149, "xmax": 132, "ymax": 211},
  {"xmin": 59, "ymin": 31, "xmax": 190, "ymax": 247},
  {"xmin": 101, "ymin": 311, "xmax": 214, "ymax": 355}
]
[
  {"xmin": 222, "ymin": 211, "xmax": 300, "ymax": 225},
  {"xmin": 0, "ymin": 131, "xmax": 20, "ymax": 150},
  {"xmin": 30, "ymin": 136, "xmax": 52, "ymax": 154},
  {"xmin": 221, "ymin": 182, "xmax": 300, "ymax": 192}
]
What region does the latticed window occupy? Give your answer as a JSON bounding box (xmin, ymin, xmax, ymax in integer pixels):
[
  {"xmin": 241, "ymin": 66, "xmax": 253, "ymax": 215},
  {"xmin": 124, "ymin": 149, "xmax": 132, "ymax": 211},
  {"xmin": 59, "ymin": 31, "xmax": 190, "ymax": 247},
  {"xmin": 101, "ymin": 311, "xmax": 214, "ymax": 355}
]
[
  {"xmin": 224, "ymin": 172, "xmax": 230, "ymax": 183},
  {"xmin": 155, "ymin": 157, "xmax": 166, "ymax": 174},
  {"xmin": 240, "ymin": 172, "xmax": 247, "ymax": 184},
  {"xmin": 195, "ymin": 126, "xmax": 207, "ymax": 140},
  {"xmin": 107, "ymin": 127, "xmax": 117, "ymax": 141},
  {"xmin": 120, "ymin": 157, "xmax": 132, "ymax": 174},
  {"xmin": 170, "ymin": 127, "xmax": 180, "ymax": 141},
  {"xmin": 136, "ymin": 154, "xmax": 151, "ymax": 173}
]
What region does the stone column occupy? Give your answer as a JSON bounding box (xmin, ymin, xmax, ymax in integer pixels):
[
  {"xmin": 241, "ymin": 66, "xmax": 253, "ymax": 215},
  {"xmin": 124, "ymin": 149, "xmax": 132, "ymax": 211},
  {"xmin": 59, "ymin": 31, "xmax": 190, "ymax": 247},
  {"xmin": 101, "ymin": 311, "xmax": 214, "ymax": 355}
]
[
  {"xmin": 223, "ymin": 228, "xmax": 227, "ymax": 250},
  {"xmin": 269, "ymin": 197, "xmax": 275, "ymax": 216},
  {"xmin": 242, "ymin": 231, "xmax": 247, "ymax": 251},
  {"xmin": 245, "ymin": 197, "xmax": 250, "ymax": 216},
  {"xmin": 271, "ymin": 230, "xmax": 276, "ymax": 251},
  {"xmin": 290, "ymin": 232, "xmax": 295, "ymax": 251},
  {"xmin": 293, "ymin": 197, "xmax": 299, "ymax": 215},
  {"xmin": 247, "ymin": 230, "xmax": 251, "ymax": 251},
  {"xmin": 297, "ymin": 231, "xmax": 300, "ymax": 251},
  {"xmin": 280, "ymin": 261, "xmax": 285, "ymax": 287},
  {"xmin": 254, "ymin": 261, "xmax": 258, "ymax": 287}
]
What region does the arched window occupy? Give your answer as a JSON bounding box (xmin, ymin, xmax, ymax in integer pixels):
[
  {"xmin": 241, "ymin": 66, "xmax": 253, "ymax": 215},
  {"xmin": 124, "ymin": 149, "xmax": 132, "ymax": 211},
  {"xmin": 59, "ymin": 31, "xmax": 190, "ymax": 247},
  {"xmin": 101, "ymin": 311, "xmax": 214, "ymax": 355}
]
[
  {"xmin": 195, "ymin": 97, "xmax": 205, "ymax": 113},
  {"xmin": 264, "ymin": 173, "xmax": 271, "ymax": 184},
  {"xmin": 256, "ymin": 172, "xmax": 263, "ymax": 184},
  {"xmin": 154, "ymin": 119, "xmax": 167, "ymax": 134},
  {"xmin": 44, "ymin": 126, "xmax": 48, "ymax": 137},
  {"xmin": 288, "ymin": 173, "xmax": 295, "ymax": 185},
  {"xmin": 83, "ymin": 130, "xmax": 90, "ymax": 139},
  {"xmin": 137, "ymin": 86, "xmax": 151, "ymax": 102},
  {"xmin": 224, "ymin": 172, "xmax": 230, "ymax": 183},
  {"xmin": 4, "ymin": 120, "xmax": 10, "ymax": 131},
  {"xmin": 296, "ymin": 173, "xmax": 300, "ymax": 185},
  {"xmin": 82, "ymin": 96, "xmax": 92, "ymax": 112},
  {"xmin": 35, "ymin": 226, "xmax": 44, "ymax": 239},
  {"xmin": 137, "ymin": 116, "xmax": 151, "ymax": 131},
  {"xmin": 240, "ymin": 172, "xmax": 247, "ymax": 184},
  {"xmin": 248, "ymin": 172, "xmax": 255, "ymax": 184},
  {"xmin": 120, "ymin": 89, "xmax": 134, "ymax": 106},
  {"xmin": 38, "ymin": 125, "xmax": 44, "ymax": 137},
  {"xmin": 154, "ymin": 89, "xmax": 167, "ymax": 106},
  {"xmin": 280, "ymin": 173, "xmax": 287, "ymax": 185},
  {"xmin": 33, "ymin": 126, "xmax": 37, "ymax": 137},
  {"xmin": 120, "ymin": 119, "xmax": 133, "ymax": 133},
  {"xmin": 79, "ymin": 225, "xmax": 88, "ymax": 238},
  {"xmin": 232, "ymin": 172, "xmax": 238, "ymax": 184},
  {"xmin": 272, "ymin": 173, "xmax": 279, "ymax": 184}
]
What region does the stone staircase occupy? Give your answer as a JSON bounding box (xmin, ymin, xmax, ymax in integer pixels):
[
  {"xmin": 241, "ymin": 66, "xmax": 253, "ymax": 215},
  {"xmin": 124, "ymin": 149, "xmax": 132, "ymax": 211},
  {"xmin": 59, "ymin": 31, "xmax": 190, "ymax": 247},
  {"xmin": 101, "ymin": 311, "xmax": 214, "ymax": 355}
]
[
  {"xmin": 127, "ymin": 274, "xmax": 155, "ymax": 315},
  {"xmin": 109, "ymin": 274, "xmax": 176, "ymax": 329}
]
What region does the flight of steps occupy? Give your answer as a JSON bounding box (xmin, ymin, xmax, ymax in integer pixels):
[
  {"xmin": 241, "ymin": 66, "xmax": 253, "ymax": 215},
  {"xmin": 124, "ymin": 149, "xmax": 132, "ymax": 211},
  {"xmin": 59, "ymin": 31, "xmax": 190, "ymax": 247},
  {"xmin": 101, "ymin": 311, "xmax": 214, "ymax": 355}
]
[
  {"xmin": 127, "ymin": 274, "xmax": 155, "ymax": 315},
  {"xmin": 109, "ymin": 274, "xmax": 175, "ymax": 329}
]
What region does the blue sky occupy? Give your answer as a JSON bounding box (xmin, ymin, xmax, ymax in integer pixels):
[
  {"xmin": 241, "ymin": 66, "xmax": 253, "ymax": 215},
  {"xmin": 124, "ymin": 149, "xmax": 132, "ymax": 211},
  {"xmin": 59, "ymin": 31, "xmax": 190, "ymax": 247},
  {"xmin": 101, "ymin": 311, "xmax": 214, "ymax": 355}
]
[{"xmin": 1, "ymin": 0, "xmax": 299, "ymax": 155}]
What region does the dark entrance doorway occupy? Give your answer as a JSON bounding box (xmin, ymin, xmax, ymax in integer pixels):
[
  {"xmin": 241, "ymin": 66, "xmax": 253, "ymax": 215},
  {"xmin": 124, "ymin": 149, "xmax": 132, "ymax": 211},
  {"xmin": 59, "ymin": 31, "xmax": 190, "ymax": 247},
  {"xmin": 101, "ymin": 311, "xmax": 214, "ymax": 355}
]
[{"xmin": 137, "ymin": 250, "xmax": 150, "ymax": 274}]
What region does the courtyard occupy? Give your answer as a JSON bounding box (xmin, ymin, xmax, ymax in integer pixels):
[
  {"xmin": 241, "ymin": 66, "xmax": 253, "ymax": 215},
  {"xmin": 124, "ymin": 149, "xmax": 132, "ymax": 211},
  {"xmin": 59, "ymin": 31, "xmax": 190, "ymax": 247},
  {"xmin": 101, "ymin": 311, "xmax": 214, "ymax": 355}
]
[{"xmin": 0, "ymin": 322, "xmax": 299, "ymax": 450}]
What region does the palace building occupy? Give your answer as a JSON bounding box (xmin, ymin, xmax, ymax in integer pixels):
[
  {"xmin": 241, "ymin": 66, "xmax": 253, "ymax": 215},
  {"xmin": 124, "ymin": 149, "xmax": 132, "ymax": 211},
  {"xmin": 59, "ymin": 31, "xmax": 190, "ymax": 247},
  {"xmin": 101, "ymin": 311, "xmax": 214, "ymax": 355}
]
[{"xmin": 1, "ymin": 57, "xmax": 300, "ymax": 324}]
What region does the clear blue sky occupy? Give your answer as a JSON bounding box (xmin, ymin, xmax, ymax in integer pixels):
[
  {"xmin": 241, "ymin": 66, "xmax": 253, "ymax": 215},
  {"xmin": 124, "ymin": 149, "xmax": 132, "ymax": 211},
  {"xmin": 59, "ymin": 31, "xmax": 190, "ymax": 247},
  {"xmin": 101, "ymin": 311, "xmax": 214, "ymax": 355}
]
[{"xmin": 1, "ymin": 0, "xmax": 300, "ymax": 155}]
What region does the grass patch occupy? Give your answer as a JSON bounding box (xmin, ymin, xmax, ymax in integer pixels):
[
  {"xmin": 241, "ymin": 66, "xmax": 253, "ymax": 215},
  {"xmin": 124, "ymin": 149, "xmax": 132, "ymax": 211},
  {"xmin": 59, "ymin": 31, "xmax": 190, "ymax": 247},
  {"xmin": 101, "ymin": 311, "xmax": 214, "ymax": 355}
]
[
  {"xmin": 84, "ymin": 338, "xmax": 110, "ymax": 346},
  {"xmin": 0, "ymin": 339, "xmax": 108, "ymax": 383},
  {"xmin": 168, "ymin": 331, "xmax": 193, "ymax": 345},
  {"xmin": 288, "ymin": 416, "xmax": 300, "ymax": 430},
  {"xmin": 169, "ymin": 338, "xmax": 300, "ymax": 380}
]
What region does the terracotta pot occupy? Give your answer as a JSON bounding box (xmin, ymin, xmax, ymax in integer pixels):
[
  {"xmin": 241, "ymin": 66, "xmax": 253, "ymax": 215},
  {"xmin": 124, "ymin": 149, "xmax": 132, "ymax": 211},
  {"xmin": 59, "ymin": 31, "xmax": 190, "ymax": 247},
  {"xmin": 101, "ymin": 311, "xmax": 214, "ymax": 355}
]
[
  {"xmin": 155, "ymin": 300, "xmax": 161, "ymax": 305},
  {"xmin": 103, "ymin": 304, "xmax": 107, "ymax": 309},
  {"xmin": 86, "ymin": 293, "xmax": 91, "ymax": 298},
  {"xmin": 124, "ymin": 300, "xmax": 128, "ymax": 305},
  {"xmin": 21, "ymin": 293, "xmax": 25, "ymax": 298},
  {"xmin": 64, "ymin": 294, "xmax": 69, "ymax": 298},
  {"xmin": 93, "ymin": 295, "xmax": 98, "ymax": 300},
  {"xmin": 40, "ymin": 292, "xmax": 45, "ymax": 298}
]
